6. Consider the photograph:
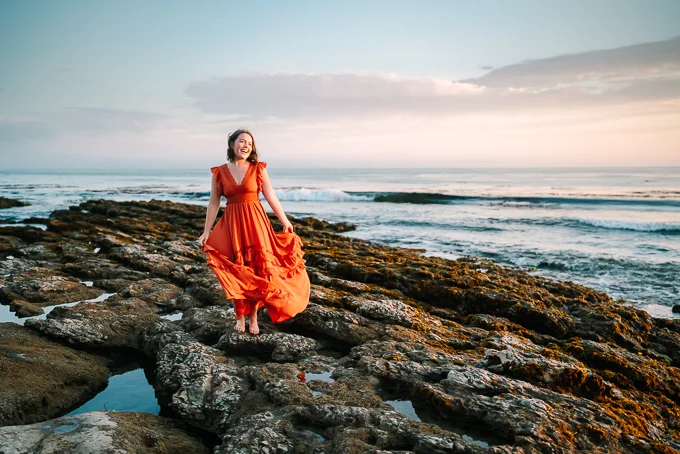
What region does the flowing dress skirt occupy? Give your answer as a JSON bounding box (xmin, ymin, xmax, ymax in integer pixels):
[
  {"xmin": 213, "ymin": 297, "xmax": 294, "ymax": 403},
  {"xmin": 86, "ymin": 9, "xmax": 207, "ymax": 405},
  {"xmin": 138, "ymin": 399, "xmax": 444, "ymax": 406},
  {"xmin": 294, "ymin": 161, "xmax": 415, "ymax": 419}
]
[{"xmin": 202, "ymin": 193, "xmax": 310, "ymax": 323}]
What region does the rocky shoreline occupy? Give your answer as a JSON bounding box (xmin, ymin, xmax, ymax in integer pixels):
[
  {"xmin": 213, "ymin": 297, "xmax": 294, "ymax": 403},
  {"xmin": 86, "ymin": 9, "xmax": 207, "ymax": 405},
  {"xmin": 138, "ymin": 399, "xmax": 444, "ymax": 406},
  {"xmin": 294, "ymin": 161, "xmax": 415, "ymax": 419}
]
[{"xmin": 1, "ymin": 198, "xmax": 679, "ymax": 453}]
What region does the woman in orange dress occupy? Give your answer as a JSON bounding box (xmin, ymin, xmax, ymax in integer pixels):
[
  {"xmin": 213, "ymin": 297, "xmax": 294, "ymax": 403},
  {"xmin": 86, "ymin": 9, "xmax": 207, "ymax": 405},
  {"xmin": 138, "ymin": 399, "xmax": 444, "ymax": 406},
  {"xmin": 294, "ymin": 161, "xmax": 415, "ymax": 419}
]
[{"xmin": 198, "ymin": 129, "xmax": 310, "ymax": 335}]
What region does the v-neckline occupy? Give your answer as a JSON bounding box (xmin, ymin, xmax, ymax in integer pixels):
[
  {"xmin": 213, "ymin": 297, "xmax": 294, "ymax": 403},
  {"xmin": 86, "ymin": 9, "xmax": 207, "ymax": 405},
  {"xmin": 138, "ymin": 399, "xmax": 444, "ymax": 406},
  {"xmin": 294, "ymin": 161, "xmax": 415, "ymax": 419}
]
[{"xmin": 224, "ymin": 162, "xmax": 252, "ymax": 187}]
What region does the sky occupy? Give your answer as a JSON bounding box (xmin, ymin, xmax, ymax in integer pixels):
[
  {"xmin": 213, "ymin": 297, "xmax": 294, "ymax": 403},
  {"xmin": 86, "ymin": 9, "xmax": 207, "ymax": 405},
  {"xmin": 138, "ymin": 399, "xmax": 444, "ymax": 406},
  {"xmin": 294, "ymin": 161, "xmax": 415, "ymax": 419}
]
[{"xmin": 1, "ymin": 0, "xmax": 679, "ymax": 169}]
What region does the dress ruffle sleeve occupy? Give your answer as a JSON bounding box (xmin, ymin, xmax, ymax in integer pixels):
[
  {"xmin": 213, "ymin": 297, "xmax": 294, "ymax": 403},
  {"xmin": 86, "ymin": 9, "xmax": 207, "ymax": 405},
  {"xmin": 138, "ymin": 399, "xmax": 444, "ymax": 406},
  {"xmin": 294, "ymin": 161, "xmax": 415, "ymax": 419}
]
[
  {"xmin": 256, "ymin": 161, "xmax": 267, "ymax": 194},
  {"xmin": 211, "ymin": 166, "xmax": 224, "ymax": 196}
]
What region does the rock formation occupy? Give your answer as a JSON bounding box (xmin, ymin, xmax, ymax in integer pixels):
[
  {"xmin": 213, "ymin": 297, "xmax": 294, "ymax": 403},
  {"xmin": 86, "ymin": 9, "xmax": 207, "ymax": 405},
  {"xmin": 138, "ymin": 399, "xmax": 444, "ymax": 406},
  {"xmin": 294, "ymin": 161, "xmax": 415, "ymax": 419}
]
[{"xmin": 1, "ymin": 198, "xmax": 679, "ymax": 453}]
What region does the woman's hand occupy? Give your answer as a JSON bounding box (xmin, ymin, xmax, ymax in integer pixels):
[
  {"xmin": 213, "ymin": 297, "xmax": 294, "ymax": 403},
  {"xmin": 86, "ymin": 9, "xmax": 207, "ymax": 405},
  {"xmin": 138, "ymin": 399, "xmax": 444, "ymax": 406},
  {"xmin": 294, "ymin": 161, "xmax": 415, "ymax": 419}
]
[
  {"xmin": 198, "ymin": 230, "xmax": 210, "ymax": 247},
  {"xmin": 282, "ymin": 220, "xmax": 294, "ymax": 233}
]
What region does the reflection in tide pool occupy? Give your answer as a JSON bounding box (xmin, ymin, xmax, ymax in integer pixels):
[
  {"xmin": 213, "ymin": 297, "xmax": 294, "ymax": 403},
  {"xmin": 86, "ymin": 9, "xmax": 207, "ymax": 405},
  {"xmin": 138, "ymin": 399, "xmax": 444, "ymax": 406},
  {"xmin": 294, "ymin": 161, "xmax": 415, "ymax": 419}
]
[{"xmin": 67, "ymin": 368, "xmax": 159, "ymax": 416}]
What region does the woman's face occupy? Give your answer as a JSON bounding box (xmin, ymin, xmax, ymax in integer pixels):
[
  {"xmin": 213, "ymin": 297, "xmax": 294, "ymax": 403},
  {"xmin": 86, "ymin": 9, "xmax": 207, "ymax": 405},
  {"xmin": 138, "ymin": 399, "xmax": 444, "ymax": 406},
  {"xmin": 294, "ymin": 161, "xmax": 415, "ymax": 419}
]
[{"xmin": 232, "ymin": 133, "xmax": 253, "ymax": 160}]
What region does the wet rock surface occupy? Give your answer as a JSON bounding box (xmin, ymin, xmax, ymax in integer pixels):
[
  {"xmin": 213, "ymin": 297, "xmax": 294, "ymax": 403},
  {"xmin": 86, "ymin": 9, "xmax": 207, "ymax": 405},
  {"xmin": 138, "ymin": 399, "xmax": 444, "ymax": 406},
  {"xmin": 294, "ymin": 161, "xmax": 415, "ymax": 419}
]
[
  {"xmin": 0, "ymin": 411, "xmax": 210, "ymax": 454},
  {"xmin": 0, "ymin": 198, "xmax": 679, "ymax": 453},
  {"xmin": 25, "ymin": 297, "xmax": 160, "ymax": 349},
  {"xmin": 0, "ymin": 323, "xmax": 109, "ymax": 426},
  {"xmin": 0, "ymin": 196, "xmax": 29, "ymax": 209},
  {"xmin": 1, "ymin": 267, "xmax": 103, "ymax": 309}
]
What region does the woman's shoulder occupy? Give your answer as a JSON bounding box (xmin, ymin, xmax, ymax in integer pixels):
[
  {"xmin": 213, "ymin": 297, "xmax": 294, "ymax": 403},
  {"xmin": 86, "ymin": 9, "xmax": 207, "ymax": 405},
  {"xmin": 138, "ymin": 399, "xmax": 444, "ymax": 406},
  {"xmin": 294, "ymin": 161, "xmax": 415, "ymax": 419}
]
[
  {"xmin": 256, "ymin": 161, "xmax": 267, "ymax": 169},
  {"xmin": 210, "ymin": 164, "xmax": 226, "ymax": 178}
]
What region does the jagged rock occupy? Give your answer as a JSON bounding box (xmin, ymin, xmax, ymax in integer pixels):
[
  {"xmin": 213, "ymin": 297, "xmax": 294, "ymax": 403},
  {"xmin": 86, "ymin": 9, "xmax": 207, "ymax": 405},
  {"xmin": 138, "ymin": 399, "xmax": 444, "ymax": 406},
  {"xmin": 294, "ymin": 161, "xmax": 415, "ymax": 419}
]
[
  {"xmin": 307, "ymin": 267, "xmax": 372, "ymax": 295},
  {"xmin": 183, "ymin": 273, "xmax": 231, "ymax": 305},
  {"xmin": 0, "ymin": 196, "xmax": 29, "ymax": 208},
  {"xmin": 1, "ymin": 199, "xmax": 679, "ymax": 453},
  {"xmin": 0, "ymin": 323, "xmax": 109, "ymax": 425},
  {"xmin": 179, "ymin": 306, "xmax": 231, "ymax": 345},
  {"xmin": 0, "ymin": 266, "xmax": 103, "ymax": 308},
  {"xmin": 140, "ymin": 322, "xmax": 246, "ymax": 435},
  {"xmin": 109, "ymin": 244, "xmax": 186, "ymax": 279},
  {"xmin": 216, "ymin": 329, "xmax": 319, "ymax": 362},
  {"xmin": 120, "ymin": 278, "xmax": 182, "ymax": 306},
  {"xmin": 9, "ymin": 299, "xmax": 44, "ymax": 317},
  {"xmin": 297, "ymin": 216, "xmax": 356, "ymax": 232},
  {"xmin": 0, "ymin": 411, "xmax": 210, "ymax": 453},
  {"xmin": 565, "ymin": 338, "xmax": 680, "ymax": 401},
  {"xmin": 287, "ymin": 303, "xmax": 383, "ymax": 345},
  {"xmin": 215, "ymin": 412, "xmax": 295, "ymax": 454},
  {"xmin": 62, "ymin": 257, "xmax": 149, "ymax": 281},
  {"xmin": 353, "ymin": 296, "xmax": 422, "ymax": 327},
  {"xmin": 0, "ymin": 225, "xmax": 58, "ymax": 246},
  {"xmin": 25, "ymin": 298, "xmax": 159, "ymax": 348},
  {"xmin": 290, "ymin": 404, "xmax": 486, "ymax": 454},
  {"xmin": 91, "ymin": 226, "xmax": 137, "ymax": 249},
  {"xmin": 0, "ymin": 234, "xmax": 26, "ymax": 258}
]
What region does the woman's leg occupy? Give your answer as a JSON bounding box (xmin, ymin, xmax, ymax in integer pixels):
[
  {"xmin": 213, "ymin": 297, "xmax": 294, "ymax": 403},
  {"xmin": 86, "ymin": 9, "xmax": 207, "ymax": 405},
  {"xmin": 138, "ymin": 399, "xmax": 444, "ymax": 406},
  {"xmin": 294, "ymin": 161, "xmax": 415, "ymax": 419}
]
[
  {"xmin": 248, "ymin": 300, "xmax": 262, "ymax": 335},
  {"xmin": 233, "ymin": 298, "xmax": 249, "ymax": 332}
]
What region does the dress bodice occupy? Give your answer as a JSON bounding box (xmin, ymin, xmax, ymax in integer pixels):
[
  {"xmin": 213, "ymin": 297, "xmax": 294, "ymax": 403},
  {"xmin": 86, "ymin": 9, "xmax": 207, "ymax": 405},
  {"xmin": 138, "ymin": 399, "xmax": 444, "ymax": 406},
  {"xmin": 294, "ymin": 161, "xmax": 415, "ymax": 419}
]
[{"xmin": 211, "ymin": 161, "xmax": 267, "ymax": 198}]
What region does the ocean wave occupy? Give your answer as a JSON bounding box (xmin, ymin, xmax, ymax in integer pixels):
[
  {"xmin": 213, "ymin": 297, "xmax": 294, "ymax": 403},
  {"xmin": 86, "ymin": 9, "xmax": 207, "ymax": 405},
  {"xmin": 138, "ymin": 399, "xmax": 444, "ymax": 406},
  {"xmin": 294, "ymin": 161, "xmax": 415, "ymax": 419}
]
[
  {"xmin": 90, "ymin": 186, "xmax": 179, "ymax": 195},
  {"xmin": 181, "ymin": 192, "xmax": 210, "ymax": 199},
  {"xmin": 364, "ymin": 192, "xmax": 680, "ymax": 207},
  {"xmin": 509, "ymin": 256, "xmax": 572, "ymax": 271},
  {"xmin": 371, "ymin": 192, "xmax": 469, "ymax": 204},
  {"xmin": 177, "ymin": 188, "xmax": 373, "ymax": 202},
  {"xmin": 384, "ymin": 219, "xmax": 503, "ymax": 232},
  {"xmin": 483, "ymin": 216, "xmax": 680, "ymax": 235},
  {"xmin": 275, "ymin": 189, "xmax": 373, "ymax": 202},
  {"xmin": 75, "ymin": 186, "xmax": 680, "ymax": 209},
  {"xmin": 0, "ymin": 184, "xmax": 78, "ymax": 189},
  {"xmin": 569, "ymin": 217, "xmax": 680, "ymax": 234}
]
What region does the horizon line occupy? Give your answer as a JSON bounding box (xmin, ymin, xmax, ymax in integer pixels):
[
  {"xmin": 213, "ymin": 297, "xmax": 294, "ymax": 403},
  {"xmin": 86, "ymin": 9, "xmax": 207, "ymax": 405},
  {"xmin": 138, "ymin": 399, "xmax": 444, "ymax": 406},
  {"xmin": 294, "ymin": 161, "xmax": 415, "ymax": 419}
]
[{"xmin": 2, "ymin": 164, "xmax": 680, "ymax": 173}]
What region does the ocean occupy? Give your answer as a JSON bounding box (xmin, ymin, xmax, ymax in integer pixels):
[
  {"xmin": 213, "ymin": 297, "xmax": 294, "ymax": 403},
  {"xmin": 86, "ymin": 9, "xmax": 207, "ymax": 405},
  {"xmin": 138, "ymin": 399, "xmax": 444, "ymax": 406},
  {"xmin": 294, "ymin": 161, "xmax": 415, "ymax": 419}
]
[{"xmin": 1, "ymin": 166, "xmax": 679, "ymax": 319}]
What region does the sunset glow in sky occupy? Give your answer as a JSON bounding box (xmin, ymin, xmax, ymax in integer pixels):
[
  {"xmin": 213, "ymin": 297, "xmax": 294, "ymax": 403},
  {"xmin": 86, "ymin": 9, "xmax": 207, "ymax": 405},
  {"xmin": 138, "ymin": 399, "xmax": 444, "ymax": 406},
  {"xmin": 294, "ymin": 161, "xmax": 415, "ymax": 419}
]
[{"xmin": 1, "ymin": 0, "xmax": 679, "ymax": 169}]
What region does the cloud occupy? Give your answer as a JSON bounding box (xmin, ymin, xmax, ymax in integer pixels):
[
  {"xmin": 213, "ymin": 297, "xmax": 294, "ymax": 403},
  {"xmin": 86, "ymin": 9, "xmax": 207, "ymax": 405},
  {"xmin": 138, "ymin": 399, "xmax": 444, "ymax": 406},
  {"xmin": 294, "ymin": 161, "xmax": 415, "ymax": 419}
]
[
  {"xmin": 608, "ymin": 77, "xmax": 680, "ymax": 102},
  {"xmin": 185, "ymin": 72, "xmax": 485, "ymax": 118},
  {"xmin": 462, "ymin": 36, "xmax": 680, "ymax": 90},
  {"xmin": 3, "ymin": 36, "xmax": 678, "ymax": 169},
  {"xmin": 184, "ymin": 37, "xmax": 680, "ymax": 120}
]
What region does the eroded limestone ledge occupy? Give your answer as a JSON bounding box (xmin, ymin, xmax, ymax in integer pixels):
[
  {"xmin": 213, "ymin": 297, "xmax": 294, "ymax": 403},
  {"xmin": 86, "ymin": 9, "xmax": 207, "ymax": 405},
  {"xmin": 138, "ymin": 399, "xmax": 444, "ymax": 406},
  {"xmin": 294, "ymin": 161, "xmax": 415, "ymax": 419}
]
[
  {"xmin": 0, "ymin": 323, "xmax": 109, "ymax": 426},
  {"xmin": 0, "ymin": 411, "xmax": 210, "ymax": 454},
  {"xmin": 1, "ymin": 199, "xmax": 679, "ymax": 453}
]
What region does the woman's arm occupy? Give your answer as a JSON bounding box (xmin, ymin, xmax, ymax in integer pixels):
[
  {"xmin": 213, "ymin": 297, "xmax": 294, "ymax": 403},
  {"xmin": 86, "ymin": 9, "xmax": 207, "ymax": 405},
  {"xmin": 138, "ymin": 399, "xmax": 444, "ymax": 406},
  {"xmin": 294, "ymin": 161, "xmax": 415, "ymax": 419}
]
[
  {"xmin": 261, "ymin": 168, "xmax": 294, "ymax": 232},
  {"xmin": 199, "ymin": 175, "xmax": 222, "ymax": 244}
]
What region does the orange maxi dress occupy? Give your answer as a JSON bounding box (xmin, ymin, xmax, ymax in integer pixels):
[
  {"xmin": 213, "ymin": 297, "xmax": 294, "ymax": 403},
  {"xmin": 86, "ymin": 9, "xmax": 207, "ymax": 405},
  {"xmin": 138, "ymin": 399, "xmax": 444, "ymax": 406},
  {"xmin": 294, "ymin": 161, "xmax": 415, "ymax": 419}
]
[{"xmin": 202, "ymin": 161, "xmax": 310, "ymax": 323}]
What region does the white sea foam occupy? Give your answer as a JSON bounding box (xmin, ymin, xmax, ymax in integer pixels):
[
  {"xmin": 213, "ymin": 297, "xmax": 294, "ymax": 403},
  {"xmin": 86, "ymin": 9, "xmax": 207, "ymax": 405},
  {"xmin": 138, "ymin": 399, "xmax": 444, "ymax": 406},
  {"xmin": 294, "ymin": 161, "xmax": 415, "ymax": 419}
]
[
  {"xmin": 275, "ymin": 188, "xmax": 372, "ymax": 202},
  {"xmin": 571, "ymin": 217, "xmax": 680, "ymax": 233},
  {"xmin": 510, "ymin": 257, "xmax": 539, "ymax": 267},
  {"xmin": 631, "ymin": 303, "xmax": 680, "ymax": 319}
]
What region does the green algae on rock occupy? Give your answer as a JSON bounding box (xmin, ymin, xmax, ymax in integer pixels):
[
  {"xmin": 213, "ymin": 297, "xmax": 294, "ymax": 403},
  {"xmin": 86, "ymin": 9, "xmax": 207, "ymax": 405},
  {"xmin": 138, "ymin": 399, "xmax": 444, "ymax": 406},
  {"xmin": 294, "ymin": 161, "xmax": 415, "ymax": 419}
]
[{"xmin": 0, "ymin": 323, "xmax": 109, "ymax": 426}]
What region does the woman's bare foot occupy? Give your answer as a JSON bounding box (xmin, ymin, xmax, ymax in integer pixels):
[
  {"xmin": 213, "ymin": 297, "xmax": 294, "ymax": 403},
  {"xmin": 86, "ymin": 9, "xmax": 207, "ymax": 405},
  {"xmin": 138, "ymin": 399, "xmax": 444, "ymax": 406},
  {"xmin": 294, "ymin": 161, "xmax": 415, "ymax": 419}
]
[
  {"xmin": 234, "ymin": 316, "xmax": 246, "ymax": 332},
  {"xmin": 248, "ymin": 311, "xmax": 259, "ymax": 335}
]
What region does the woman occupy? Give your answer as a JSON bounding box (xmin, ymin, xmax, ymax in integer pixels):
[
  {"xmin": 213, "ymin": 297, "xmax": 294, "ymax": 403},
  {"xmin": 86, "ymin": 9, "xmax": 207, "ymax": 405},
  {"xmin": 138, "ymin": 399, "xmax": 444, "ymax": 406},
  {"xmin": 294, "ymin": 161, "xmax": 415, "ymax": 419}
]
[{"xmin": 198, "ymin": 129, "xmax": 310, "ymax": 335}]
